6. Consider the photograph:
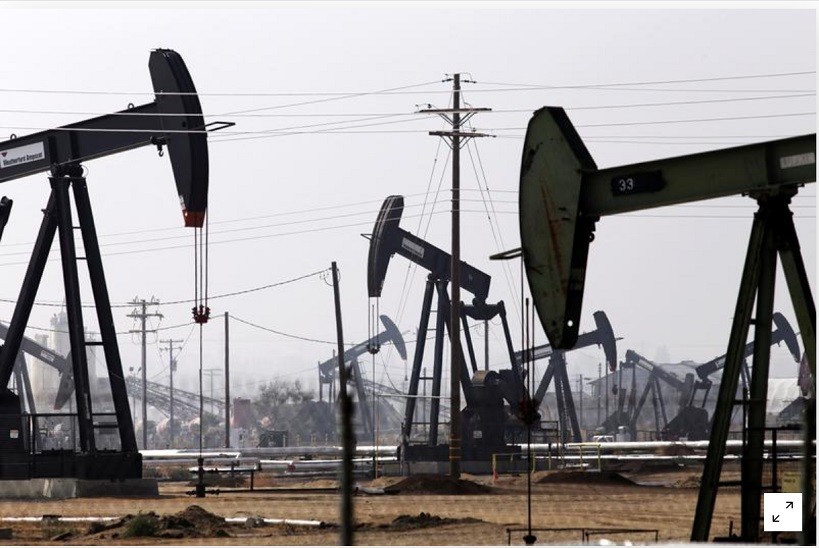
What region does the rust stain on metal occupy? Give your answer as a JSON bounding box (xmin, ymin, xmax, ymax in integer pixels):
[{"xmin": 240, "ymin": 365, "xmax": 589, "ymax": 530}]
[{"xmin": 538, "ymin": 173, "xmax": 568, "ymax": 299}]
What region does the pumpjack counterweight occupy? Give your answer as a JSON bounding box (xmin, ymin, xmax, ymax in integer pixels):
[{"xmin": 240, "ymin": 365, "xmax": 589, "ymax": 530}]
[{"xmin": 0, "ymin": 49, "xmax": 212, "ymax": 482}]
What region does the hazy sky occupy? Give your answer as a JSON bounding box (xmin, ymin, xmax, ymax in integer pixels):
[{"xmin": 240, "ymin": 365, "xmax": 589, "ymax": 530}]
[{"xmin": 0, "ymin": 2, "xmax": 815, "ymax": 404}]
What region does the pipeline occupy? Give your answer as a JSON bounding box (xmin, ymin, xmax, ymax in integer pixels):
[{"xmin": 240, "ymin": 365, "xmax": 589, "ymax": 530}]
[{"xmin": 0, "ymin": 516, "xmax": 325, "ymax": 527}]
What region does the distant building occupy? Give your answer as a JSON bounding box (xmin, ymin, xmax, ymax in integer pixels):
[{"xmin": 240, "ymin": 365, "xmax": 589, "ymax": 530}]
[
  {"xmin": 29, "ymin": 332, "xmax": 61, "ymax": 412},
  {"xmin": 25, "ymin": 308, "xmax": 100, "ymax": 414}
]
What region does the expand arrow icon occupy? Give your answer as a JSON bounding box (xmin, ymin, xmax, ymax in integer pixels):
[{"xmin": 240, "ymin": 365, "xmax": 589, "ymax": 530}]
[
  {"xmin": 772, "ymin": 515, "xmax": 780, "ymax": 523},
  {"xmin": 786, "ymin": 501, "xmax": 794, "ymax": 509}
]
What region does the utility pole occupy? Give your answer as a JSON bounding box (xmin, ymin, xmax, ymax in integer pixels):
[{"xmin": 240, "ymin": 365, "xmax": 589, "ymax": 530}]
[
  {"xmin": 420, "ymin": 74, "xmax": 491, "ymax": 479},
  {"xmin": 128, "ymin": 297, "xmax": 162, "ymax": 449},
  {"xmin": 160, "ymin": 338, "xmax": 183, "ymax": 448},
  {"xmin": 224, "ymin": 311, "xmax": 230, "ymax": 448},
  {"xmin": 484, "ymin": 319, "xmax": 489, "ymax": 371},
  {"xmin": 331, "ymin": 261, "xmax": 354, "ymax": 545},
  {"xmin": 578, "ymin": 374, "xmax": 584, "ymax": 432},
  {"xmin": 597, "ymin": 362, "xmax": 602, "ymax": 427}
]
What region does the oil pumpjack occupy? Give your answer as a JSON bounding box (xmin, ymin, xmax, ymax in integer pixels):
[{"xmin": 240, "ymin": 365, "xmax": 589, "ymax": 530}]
[
  {"xmin": 366, "ymin": 195, "xmax": 616, "ymax": 465},
  {"xmin": 0, "ymin": 49, "xmax": 214, "ymax": 484},
  {"xmin": 316, "ymin": 314, "xmax": 407, "ymax": 440},
  {"xmin": 511, "ymin": 310, "xmax": 617, "ymax": 443},
  {"xmin": 517, "ymin": 106, "xmax": 815, "ymax": 542},
  {"xmin": 618, "ymin": 312, "xmax": 800, "ymax": 441}
]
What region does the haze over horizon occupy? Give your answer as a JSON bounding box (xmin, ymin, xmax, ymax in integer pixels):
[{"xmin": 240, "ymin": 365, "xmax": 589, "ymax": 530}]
[{"xmin": 0, "ymin": 3, "xmax": 814, "ymax": 411}]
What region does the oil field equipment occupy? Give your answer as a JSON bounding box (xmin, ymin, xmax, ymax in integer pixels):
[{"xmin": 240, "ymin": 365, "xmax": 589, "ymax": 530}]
[
  {"xmin": 0, "ymin": 323, "xmax": 75, "ymax": 411},
  {"xmin": 517, "ymin": 106, "xmax": 814, "ymax": 542},
  {"xmin": 622, "ymin": 312, "xmax": 799, "ymax": 442},
  {"xmin": 0, "ymin": 49, "xmax": 217, "ymax": 482},
  {"xmin": 511, "ymin": 310, "xmax": 617, "ymax": 443},
  {"xmin": 316, "ymin": 314, "xmax": 407, "ymax": 439},
  {"xmin": 778, "ymin": 354, "xmax": 814, "ymax": 427},
  {"xmin": 0, "ymin": 197, "xmax": 11, "ymax": 241},
  {"xmin": 367, "ymin": 195, "xmax": 535, "ymax": 463},
  {"xmin": 617, "ymin": 349, "xmax": 703, "ymax": 441},
  {"xmin": 668, "ymin": 311, "xmax": 800, "ymax": 440}
]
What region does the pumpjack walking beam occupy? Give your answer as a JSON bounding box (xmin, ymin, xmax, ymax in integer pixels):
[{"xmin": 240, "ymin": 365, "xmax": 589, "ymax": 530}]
[
  {"xmin": 516, "ymin": 106, "xmax": 815, "ymax": 543},
  {"xmin": 0, "ymin": 49, "xmax": 215, "ymax": 477}
]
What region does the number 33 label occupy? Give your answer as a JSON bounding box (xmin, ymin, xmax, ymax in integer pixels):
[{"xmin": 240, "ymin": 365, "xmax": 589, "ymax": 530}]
[{"xmin": 610, "ymin": 170, "xmax": 665, "ymax": 196}]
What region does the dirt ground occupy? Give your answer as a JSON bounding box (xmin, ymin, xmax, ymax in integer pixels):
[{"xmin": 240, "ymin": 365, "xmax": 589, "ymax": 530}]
[{"xmin": 0, "ymin": 463, "xmax": 772, "ymax": 545}]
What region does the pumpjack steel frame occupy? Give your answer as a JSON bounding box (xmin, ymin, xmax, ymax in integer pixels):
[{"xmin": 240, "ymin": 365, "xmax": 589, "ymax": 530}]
[{"xmin": 694, "ymin": 192, "xmax": 815, "ymax": 542}]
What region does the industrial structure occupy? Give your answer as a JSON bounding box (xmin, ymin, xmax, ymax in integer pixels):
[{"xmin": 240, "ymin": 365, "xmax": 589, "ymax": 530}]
[
  {"xmin": 0, "ymin": 49, "xmax": 214, "ymax": 486},
  {"xmin": 316, "ymin": 314, "xmax": 406, "ymax": 441},
  {"xmin": 0, "ymin": 38, "xmax": 812, "ymax": 547},
  {"xmin": 517, "ymin": 106, "xmax": 815, "ymax": 543},
  {"xmin": 368, "ymin": 195, "xmax": 533, "ymax": 465},
  {"xmin": 366, "ymin": 195, "xmax": 621, "ymax": 467},
  {"xmin": 598, "ymin": 312, "xmax": 802, "ymax": 441}
]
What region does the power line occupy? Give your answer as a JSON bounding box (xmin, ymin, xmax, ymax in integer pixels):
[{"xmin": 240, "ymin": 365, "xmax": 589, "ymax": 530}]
[
  {"xmin": 0, "ymin": 208, "xmax": 463, "ymax": 267},
  {"xmin": 0, "ymin": 208, "xmax": 444, "ymax": 267},
  {"xmin": 485, "ymin": 111, "xmax": 816, "ymax": 130},
  {"xmin": 464, "ymin": 135, "xmax": 522, "ymax": 326},
  {"xmin": 0, "ymin": 191, "xmax": 446, "ymax": 248},
  {"xmin": 161, "ymin": 268, "xmax": 328, "ymax": 305},
  {"xmin": 0, "ymin": 70, "xmax": 812, "ymax": 97},
  {"xmin": 3, "ymin": 92, "xmax": 812, "ymax": 119},
  {"xmin": 0, "ymin": 80, "xmax": 442, "ymax": 98},
  {"xmin": 475, "ymin": 70, "xmax": 816, "ymax": 89},
  {"xmin": 0, "ymin": 113, "xmax": 430, "ymax": 137},
  {"xmin": 207, "ymin": 110, "xmax": 816, "ymax": 142},
  {"xmin": 208, "ymin": 115, "xmax": 433, "ymax": 143},
  {"xmin": 0, "ymin": 269, "xmax": 329, "ymax": 309},
  {"xmin": 220, "ymin": 80, "xmax": 442, "ymax": 116},
  {"xmin": 0, "ymin": 202, "xmax": 462, "ymax": 255},
  {"xmin": 3, "ymin": 109, "xmax": 811, "ymax": 145},
  {"xmin": 500, "ymin": 93, "xmax": 817, "ymax": 112},
  {"xmin": 0, "ymin": 202, "xmax": 813, "ymax": 270},
  {"xmin": 229, "ymin": 313, "xmax": 354, "ymax": 346}
]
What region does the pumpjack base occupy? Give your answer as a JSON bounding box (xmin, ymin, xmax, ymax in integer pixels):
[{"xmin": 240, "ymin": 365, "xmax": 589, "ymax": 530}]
[
  {"xmin": 0, "ymin": 451, "xmax": 143, "ymax": 481},
  {"xmin": 0, "ymin": 478, "xmax": 157, "ymax": 499},
  {"xmin": 392, "ymin": 443, "xmax": 523, "ymax": 475}
]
